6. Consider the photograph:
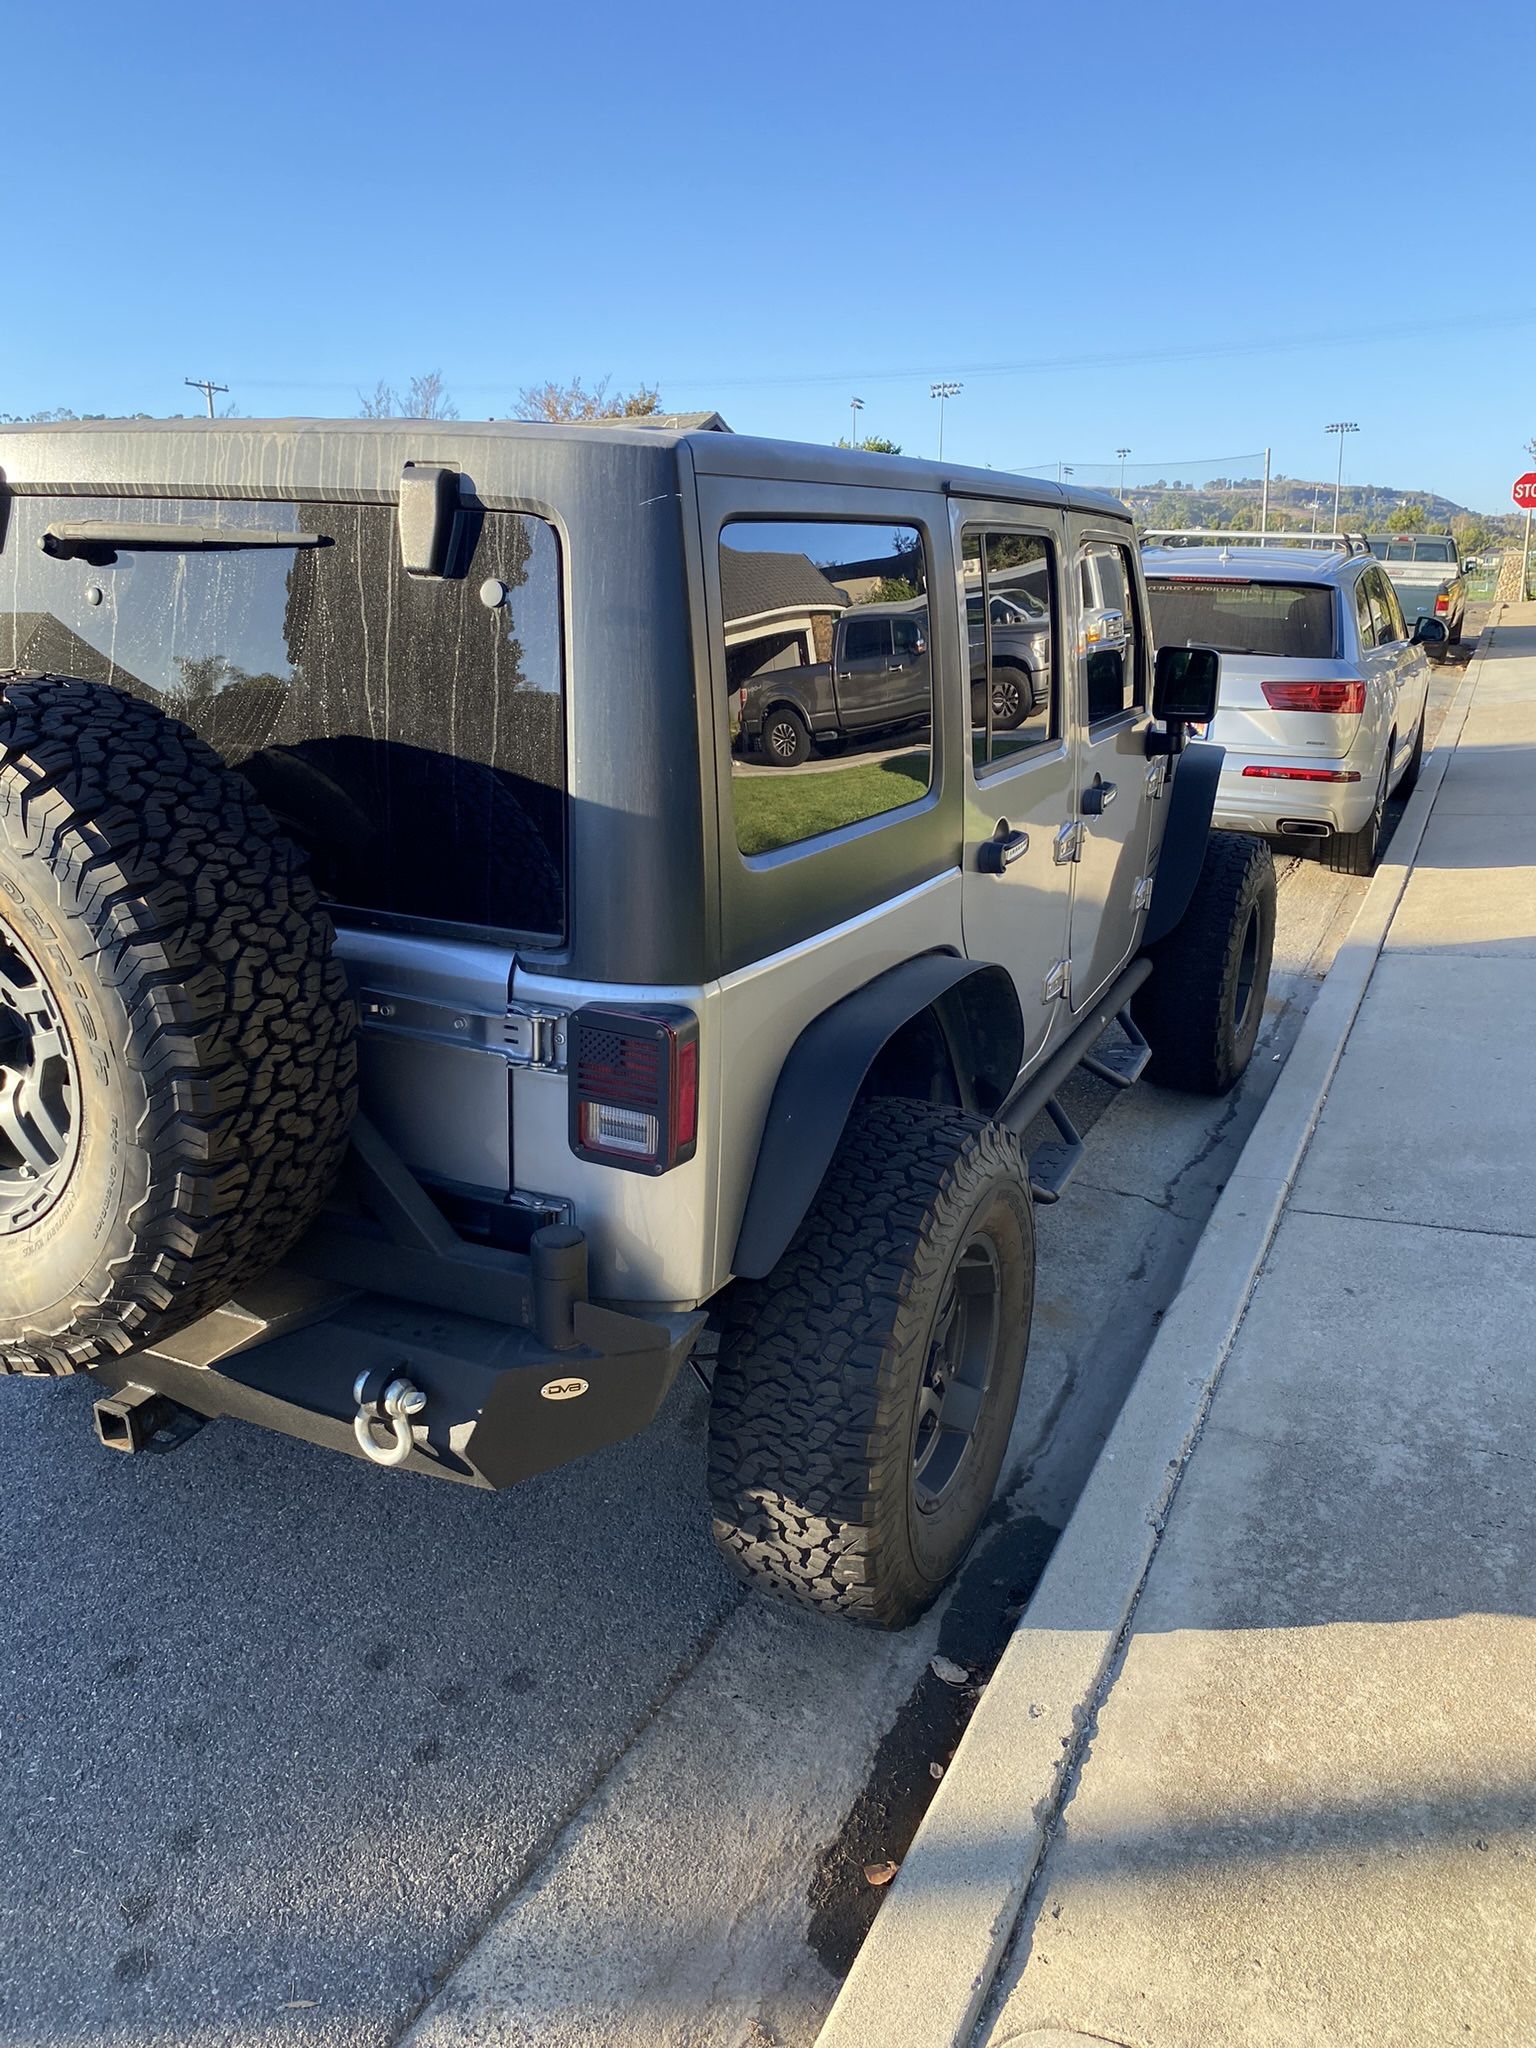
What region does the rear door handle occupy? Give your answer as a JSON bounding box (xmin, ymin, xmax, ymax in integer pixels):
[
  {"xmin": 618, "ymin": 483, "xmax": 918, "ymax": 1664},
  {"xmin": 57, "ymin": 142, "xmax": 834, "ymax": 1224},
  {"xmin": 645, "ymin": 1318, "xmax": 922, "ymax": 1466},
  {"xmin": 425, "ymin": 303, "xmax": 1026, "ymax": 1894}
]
[
  {"xmin": 978, "ymin": 827, "xmax": 1030, "ymax": 874},
  {"xmin": 1082, "ymin": 779, "xmax": 1117, "ymax": 815}
]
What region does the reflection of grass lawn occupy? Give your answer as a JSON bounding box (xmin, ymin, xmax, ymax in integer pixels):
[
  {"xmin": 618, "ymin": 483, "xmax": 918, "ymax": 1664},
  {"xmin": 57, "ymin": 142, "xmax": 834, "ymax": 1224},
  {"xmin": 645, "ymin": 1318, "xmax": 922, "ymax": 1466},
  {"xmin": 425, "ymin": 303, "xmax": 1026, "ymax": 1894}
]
[{"xmin": 734, "ymin": 752, "xmax": 929, "ymax": 854}]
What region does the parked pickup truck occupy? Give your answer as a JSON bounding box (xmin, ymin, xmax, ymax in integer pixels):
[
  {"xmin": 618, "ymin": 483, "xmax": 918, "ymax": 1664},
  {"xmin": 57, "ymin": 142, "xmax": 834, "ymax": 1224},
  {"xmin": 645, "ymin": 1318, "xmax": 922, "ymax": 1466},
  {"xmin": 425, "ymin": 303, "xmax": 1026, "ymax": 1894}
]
[
  {"xmin": 736, "ymin": 595, "xmax": 1046, "ymax": 765},
  {"xmin": 1367, "ymin": 532, "xmax": 1466, "ymax": 648}
]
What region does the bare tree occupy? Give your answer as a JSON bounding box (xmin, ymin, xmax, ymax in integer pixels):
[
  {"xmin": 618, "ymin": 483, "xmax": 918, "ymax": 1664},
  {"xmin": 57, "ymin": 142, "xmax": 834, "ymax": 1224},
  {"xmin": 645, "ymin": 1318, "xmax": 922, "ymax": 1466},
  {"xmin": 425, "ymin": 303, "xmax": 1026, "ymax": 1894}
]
[
  {"xmin": 357, "ymin": 372, "xmax": 458, "ymax": 420},
  {"xmin": 513, "ymin": 375, "xmax": 660, "ymax": 423},
  {"xmin": 404, "ymin": 370, "xmax": 458, "ymax": 421}
]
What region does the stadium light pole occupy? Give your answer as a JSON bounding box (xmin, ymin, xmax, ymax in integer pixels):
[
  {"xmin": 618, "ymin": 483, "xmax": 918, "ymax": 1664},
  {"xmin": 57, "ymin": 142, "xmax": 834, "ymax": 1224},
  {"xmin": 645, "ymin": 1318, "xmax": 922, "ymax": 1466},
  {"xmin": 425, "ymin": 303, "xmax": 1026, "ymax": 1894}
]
[
  {"xmin": 1116, "ymin": 447, "xmax": 1131, "ymax": 498},
  {"xmin": 931, "ymin": 382, "xmax": 961, "ymax": 460},
  {"xmin": 1325, "ymin": 422, "xmax": 1358, "ymax": 535},
  {"xmin": 849, "ymin": 395, "xmax": 864, "ymax": 447}
]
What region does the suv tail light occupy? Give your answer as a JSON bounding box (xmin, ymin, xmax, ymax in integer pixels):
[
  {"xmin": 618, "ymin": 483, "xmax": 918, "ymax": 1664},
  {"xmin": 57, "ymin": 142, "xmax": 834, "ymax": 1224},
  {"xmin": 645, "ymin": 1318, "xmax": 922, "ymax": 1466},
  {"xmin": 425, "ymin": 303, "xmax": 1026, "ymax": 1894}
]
[
  {"xmin": 1434, "ymin": 592, "xmax": 1450, "ymax": 615},
  {"xmin": 1260, "ymin": 679, "xmax": 1366, "ymax": 713},
  {"xmin": 569, "ymin": 1007, "xmax": 699, "ymax": 1174}
]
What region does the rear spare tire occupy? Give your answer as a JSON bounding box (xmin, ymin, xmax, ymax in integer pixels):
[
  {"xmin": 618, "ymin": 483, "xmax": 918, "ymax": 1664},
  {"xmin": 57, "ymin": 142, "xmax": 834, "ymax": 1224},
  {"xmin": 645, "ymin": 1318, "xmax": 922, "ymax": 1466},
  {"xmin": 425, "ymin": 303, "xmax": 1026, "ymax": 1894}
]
[{"xmin": 0, "ymin": 674, "xmax": 357, "ymax": 1374}]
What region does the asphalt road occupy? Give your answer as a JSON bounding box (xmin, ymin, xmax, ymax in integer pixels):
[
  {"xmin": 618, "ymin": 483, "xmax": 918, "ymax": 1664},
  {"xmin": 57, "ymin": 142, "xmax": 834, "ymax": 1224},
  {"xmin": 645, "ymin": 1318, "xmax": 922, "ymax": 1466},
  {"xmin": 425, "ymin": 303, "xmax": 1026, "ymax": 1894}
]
[{"xmin": 0, "ymin": 655, "xmax": 1464, "ymax": 2048}]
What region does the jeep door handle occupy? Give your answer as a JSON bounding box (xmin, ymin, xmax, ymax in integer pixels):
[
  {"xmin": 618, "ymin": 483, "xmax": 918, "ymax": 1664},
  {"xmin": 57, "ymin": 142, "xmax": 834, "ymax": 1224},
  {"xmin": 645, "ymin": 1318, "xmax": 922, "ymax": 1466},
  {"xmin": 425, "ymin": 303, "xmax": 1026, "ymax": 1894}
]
[
  {"xmin": 1082, "ymin": 779, "xmax": 1117, "ymax": 815},
  {"xmin": 978, "ymin": 827, "xmax": 1029, "ymax": 874}
]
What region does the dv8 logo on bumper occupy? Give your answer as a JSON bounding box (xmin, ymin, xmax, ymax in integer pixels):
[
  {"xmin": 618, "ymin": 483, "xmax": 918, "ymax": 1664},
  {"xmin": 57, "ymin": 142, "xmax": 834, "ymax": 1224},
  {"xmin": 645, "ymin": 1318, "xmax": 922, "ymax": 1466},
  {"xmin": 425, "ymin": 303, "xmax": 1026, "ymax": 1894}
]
[{"xmin": 540, "ymin": 1377, "xmax": 590, "ymax": 1402}]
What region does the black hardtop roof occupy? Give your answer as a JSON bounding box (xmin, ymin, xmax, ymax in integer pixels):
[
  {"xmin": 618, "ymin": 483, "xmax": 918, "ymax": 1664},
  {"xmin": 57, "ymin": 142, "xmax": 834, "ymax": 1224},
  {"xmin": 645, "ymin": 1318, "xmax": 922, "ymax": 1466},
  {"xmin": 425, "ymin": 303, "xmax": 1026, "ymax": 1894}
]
[{"xmin": 0, "ymin": 416, "xmax": 1128, "ymax": 521}]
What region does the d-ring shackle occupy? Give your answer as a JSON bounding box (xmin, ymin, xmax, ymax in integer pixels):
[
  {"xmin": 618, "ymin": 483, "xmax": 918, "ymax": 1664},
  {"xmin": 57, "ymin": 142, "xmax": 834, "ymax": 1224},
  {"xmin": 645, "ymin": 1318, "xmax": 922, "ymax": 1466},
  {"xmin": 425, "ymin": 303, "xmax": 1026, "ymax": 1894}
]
[{"xmin": 352, "ymin": 1365, "xmax": 427, "ymax": 1468}]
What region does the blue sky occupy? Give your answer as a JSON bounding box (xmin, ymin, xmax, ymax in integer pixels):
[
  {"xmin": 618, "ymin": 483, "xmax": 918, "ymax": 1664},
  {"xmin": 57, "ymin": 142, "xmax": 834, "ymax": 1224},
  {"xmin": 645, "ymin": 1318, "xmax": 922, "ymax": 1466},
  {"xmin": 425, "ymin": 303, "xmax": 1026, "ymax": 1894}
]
[{"xmin": 6, "ymin": 0, "xmax": 1534, "ymax": 513}]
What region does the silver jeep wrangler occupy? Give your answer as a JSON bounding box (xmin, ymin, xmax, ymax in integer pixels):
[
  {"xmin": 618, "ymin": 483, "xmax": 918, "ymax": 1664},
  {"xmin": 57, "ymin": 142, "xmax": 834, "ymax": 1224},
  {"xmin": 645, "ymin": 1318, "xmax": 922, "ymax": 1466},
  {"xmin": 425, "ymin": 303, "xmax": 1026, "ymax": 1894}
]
[{"xmin": 0, "ymin": 420, "xmax": 1273, "ymax": 1627}]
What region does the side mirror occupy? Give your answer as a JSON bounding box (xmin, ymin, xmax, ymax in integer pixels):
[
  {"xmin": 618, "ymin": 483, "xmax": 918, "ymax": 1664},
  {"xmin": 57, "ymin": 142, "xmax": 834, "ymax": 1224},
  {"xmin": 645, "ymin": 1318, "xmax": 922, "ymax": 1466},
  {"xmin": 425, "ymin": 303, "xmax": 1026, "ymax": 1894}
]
[
  {"xmin": 1149, "ymin": 645, "xmax": 1220, "ymax": 754},
  {"xmin": 1462, "ymin": 558, "xmax": 1475, "ymax": 574},
  {"xmin": 1411, "ymin": 616, "xmax": 1449, "ymax": 646}
]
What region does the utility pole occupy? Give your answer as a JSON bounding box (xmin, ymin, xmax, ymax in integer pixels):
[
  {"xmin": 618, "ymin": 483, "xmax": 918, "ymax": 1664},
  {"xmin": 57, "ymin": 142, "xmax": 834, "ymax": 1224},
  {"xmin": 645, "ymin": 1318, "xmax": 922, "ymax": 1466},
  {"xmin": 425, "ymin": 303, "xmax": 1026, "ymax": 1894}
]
[
  {"xmin": 1116, "ymin": 447, "xmax": 1131, "ymax": 498},
  {"xmin": 1260, "ymin": 446, "xmax": 1271, "ymax": 536},
  {"xmin": 185, "ymin": 377, "xmax": 228, "ymax": 419},
  {"xmin": 848, "ymin": 395, "xmax": 864, "ymax": 447},
  {"xmin": 1325, "ymin": 421, "xmax": 1358, "ymax": 535},
  {"xmin": 930, "ymin": 381, "xmax": 961, "ymax": 461}
]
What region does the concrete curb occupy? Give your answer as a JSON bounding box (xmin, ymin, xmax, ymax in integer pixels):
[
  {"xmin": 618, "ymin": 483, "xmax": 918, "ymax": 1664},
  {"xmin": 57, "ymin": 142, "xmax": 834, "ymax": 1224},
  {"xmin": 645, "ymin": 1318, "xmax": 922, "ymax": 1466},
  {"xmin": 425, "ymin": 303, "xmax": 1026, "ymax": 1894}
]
[{"xmin": 814, "ymin": 631, "xmax": 1495, "ymax": 2048}]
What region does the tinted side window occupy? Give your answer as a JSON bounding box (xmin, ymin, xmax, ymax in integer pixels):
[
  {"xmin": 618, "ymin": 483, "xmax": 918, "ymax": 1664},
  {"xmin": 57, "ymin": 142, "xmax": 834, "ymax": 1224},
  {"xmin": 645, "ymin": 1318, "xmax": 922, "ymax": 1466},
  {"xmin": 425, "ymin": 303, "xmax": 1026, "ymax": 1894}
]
[
  {"xmin": 960, "ymin": 527, "xmax": 1056, "ymax": 776},
  {"xmin": 842, "ymin": 616, "xmax": 889, "ymax": 662},
  {"xmin": 1079, "ymin": 542, "xmax": 1141, "ymax": 723},
  {"xmin": 1354, "ymin": 576, "xmax": 1379, "ymax": 651},
  {"xmin": 720, "ymin": 519, "xmax": 932, "ymax": 856},
  {"xmin": 0, "ymin": 494, "xmax": 565, "ymax": 936},
  {"xmin": 1372, "ymin": 569, "xmax": 1407, "ymax": 642}
]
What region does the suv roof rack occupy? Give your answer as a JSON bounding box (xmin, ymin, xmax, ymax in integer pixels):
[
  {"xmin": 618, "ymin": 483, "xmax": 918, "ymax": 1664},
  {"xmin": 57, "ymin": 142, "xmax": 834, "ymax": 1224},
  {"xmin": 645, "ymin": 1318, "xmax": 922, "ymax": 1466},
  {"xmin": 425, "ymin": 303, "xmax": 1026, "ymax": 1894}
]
[{"xmin": 1140, "ymin": 529, "xmax": 1371, "ymax": 557}]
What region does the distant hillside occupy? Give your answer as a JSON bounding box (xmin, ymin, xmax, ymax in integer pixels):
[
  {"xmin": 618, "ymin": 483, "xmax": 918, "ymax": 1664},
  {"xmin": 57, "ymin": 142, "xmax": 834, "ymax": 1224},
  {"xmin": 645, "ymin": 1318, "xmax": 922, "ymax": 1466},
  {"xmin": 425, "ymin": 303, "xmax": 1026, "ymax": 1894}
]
[{"xmin": 1124, "ymin": 476, "xmax": 1518, "ymax": 542}]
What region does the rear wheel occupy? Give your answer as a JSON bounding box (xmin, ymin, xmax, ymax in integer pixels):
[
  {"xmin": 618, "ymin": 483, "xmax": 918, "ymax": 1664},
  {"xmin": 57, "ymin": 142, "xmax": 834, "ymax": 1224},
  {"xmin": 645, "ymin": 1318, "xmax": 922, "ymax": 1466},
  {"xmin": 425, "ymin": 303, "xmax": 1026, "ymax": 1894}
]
[
  {"xmin": 1136, "ymin": 833, "xmax": 1275, "ymax": 1096},
  {"xmin": 990, "ymin": 664, "xmax": 1032, "ymax": 730},
  {"xmin": 1321, "ymin": 750, "xmax": 1388, "ymax": 877},
  {"xmin": 1394, "ymin": 712, "xmax": 1426, "ymax": 800},
  {"xmin": 762, "ymin": 707, "xmax": 811, "ymax": 766},
  {"xmin": 708, "ymin": 1100, "xmax": 1034, "ymax": 1627},
  {"xmin": 0, "ymin": 674, "xmax": 357, "ymax": 1375}
]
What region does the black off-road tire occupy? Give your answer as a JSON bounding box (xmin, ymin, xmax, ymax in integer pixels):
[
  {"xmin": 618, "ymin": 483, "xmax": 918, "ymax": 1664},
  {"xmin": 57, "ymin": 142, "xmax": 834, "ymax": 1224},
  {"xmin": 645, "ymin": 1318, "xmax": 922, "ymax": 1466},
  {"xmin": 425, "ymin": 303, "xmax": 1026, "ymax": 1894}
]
[
  {"xmin": 708, "ymin": 1099, "xmax": 1035, "ymax": 1628},
  {"xmin": 1135, "ymin": 832, "xmax": 1276, "ymax": 1096},
  {"xmin": 761, "ymin": 707, "xmax": 811, "ymax": 767},
  {"xmin": 0, "ymin": 674, "xmax": 357, "ymax": 1375},
  {"xmin": 1321, "ymin": 749, "xmax": 1389, "ymax": 877}
]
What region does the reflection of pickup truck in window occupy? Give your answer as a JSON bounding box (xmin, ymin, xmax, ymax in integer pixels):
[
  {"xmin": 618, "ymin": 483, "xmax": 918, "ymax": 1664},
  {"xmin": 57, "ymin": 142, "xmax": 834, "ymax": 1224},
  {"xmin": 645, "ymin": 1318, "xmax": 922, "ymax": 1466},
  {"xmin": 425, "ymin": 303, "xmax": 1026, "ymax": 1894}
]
[
  {"xmin": 1367, "ymin": 533, "xmax": 1466, "ymax": 647},
  {"xmin": 736, "ymin": 599, "xmax": 1045, "ymax": 766}
]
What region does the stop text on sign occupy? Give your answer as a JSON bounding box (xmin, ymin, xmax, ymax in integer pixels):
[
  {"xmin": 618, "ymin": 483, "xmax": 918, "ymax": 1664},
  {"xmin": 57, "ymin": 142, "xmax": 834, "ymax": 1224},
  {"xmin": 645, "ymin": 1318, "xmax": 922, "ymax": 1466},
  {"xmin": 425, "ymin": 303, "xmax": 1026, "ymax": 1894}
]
[{"xmin": 1513, "ymin": 472, "xmax": 1536, "ymax": 508}]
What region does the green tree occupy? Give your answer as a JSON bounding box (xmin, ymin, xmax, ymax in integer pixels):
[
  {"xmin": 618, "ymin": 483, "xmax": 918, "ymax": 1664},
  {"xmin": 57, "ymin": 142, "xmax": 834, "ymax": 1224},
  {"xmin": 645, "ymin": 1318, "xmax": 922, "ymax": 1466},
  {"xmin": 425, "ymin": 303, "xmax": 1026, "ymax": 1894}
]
[
  {"xmin": 1387, "ymin": 501, "xmax": 1430, "ymax": 533},
  {"xmin": 836, "ymin": 434, "xmax": 902, "ymax": 454}
]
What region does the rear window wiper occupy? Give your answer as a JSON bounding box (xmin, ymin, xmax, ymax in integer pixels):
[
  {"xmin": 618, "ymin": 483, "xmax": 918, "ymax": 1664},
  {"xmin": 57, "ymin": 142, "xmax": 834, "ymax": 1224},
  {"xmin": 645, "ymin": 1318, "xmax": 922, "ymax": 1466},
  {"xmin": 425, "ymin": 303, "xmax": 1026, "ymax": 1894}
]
[{"xmin": 41, "ymin": 522, "xmax": 332, "ymax": 564}]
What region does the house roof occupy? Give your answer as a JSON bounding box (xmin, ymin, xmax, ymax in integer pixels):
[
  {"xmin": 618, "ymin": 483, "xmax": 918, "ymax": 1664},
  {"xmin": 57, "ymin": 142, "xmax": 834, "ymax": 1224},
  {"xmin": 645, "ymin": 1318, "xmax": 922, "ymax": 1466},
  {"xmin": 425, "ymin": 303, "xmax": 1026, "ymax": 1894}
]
[
  {"xmin": 719, "ymin": 547, "xmax": 849, "ymax": 625},
  {"xmin": 573, "ymin": 410, "xmax": 731, "ymax": 433}
]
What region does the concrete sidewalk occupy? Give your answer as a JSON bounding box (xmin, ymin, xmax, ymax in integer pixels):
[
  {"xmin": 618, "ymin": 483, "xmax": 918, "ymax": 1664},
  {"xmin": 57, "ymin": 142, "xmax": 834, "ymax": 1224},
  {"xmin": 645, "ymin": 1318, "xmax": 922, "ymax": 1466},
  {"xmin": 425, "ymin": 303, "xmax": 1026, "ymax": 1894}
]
[{"xmin": 971, "ymin": 609, "xmax": 1536, "ymax": 2045}]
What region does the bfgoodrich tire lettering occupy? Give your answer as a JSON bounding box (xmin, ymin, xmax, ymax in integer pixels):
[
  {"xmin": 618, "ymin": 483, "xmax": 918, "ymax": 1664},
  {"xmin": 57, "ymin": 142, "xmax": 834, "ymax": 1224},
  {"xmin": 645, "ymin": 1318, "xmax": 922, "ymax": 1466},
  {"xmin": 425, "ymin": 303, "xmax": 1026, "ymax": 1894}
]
[
  {"xmin": 708, "ymin": 1099, "xmax": 1035, "ymax": 1628},
  {"xmin": 0, "ymin": 674, "xmax": 358, "ymax": 1375},
  {"xmin": 1135, "ymin": 832, "xmax": 1276, "ymax": 1096}
]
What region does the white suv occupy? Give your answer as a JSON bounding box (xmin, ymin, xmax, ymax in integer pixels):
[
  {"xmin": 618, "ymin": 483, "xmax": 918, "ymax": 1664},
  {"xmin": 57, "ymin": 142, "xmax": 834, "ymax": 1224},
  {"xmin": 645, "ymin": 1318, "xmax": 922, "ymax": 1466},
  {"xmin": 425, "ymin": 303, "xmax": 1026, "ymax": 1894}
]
[{"xmin": 1143, "ymin": 539, "xmax": 1447, "ymax": 875}]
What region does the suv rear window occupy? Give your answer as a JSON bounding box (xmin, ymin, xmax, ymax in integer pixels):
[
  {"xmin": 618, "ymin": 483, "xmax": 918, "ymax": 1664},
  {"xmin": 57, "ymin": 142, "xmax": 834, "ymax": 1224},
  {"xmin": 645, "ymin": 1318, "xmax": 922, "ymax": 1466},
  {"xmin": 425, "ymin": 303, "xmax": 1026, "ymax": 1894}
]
[
  {"xmin": 1146, "ymin": 577, "xmax": 1338, "ymax": 660},
  {"xmin": 0, "ymin": 494, "xmax": 565, "ymax": 938}
]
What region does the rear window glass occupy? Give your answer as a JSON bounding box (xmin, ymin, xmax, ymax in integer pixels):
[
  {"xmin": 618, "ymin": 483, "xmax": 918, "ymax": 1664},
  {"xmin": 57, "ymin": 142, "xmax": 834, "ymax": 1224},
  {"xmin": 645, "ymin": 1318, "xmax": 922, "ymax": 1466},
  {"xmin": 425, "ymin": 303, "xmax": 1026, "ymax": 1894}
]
[
  {"xmin": 1413, "ymin": 538, "xmax": 1455, "ymax": 563},
  {"xmin": 0, "ymin": 494, "xmax": 565, "ymax": 938},
  {"xmin": 1146, "ymin": 578, "xmax": 1337, "ymax": 660}
]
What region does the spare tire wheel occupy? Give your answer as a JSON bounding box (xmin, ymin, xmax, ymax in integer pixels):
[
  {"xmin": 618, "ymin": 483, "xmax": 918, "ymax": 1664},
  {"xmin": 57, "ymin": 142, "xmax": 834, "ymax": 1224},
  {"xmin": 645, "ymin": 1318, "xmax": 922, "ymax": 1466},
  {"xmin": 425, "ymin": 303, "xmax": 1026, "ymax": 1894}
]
[{"xmin": 0, "ymin": 674, "xmax": 358, "ymax": 1374}]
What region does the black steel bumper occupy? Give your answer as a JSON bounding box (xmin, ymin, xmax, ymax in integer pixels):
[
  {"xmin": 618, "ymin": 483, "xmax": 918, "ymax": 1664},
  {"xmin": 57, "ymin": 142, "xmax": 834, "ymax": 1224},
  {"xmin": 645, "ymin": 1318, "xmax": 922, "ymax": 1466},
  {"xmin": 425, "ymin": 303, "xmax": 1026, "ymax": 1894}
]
[{"xmin": 89, "ymin": 1233, "xmax": 704, "ymax": 1491}]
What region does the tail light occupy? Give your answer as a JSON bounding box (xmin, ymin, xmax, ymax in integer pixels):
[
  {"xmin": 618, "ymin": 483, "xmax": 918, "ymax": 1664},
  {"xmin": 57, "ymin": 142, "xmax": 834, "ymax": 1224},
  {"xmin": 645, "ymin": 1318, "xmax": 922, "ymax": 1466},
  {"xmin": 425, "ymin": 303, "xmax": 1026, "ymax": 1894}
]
[
  {"xmin": 1242, "ymin": 765, "xmax": 1362, "ymax": 782},
  {"xmin": 1261, "ymin": 679, "xmax": 1366, "ymax": 713},
  {"xmin": 1435, "ymin": 592, "xmax": 1450, "ymax": 615},
  {"xmin": 569, "ymin": 1007, "xmax": 699, "ymax": 1175}
]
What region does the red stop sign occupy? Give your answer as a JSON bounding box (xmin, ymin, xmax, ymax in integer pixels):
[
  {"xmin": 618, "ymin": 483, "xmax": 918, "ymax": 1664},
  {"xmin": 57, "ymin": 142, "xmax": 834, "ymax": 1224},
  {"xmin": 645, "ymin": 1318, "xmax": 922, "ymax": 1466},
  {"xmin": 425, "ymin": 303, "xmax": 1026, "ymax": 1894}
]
[{"xmin": 1514, "ymin": 473, "xmax": 1536, "ymax": 508}]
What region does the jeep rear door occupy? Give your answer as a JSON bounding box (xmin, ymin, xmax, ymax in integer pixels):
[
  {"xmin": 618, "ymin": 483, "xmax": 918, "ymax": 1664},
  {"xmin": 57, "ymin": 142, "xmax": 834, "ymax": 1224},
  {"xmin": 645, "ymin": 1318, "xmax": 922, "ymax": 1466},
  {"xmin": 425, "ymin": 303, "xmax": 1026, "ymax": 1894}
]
[
  {"xmin": 954, "ymin": 511, "xmax": 1076, "ymax": 1065},
  {"xmin": 1066, "ymin": 527, "xmax": 1158, "ymax": 1010}
]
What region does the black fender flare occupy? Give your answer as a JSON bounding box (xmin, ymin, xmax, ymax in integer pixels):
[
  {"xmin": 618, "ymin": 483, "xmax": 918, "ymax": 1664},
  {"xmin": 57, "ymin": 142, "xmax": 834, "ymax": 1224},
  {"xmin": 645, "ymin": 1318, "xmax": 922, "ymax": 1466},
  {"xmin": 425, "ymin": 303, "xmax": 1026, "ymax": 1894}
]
[
  {"xmin": 1142, "ymin": 742, "xmax": 1225, "ymax": 948},
  {"xmin": 731, "ymin": 954, "xmax": 1024, "ymax": 1280}
]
